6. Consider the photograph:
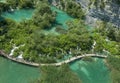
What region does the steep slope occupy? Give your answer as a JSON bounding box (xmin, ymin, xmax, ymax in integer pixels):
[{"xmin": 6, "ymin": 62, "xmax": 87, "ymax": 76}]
[
  {"xmin": 75, "ymin": 0, "xmax": 120, "ymax": 27},
  {"xmin": 50, "ymin": 0, "xmax": 120, "ymax": 28}
]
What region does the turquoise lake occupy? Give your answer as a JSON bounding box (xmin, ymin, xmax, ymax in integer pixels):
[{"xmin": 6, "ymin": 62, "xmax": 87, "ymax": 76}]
[
  {"xmin": 1, "ymin": 6, "xmax": 73, "ymax": 34},
  {"xmin": 1, "ymin": 6, "xmax": 73, "ymax": 29},
  {"xmin": 1, "ymin": 9, "xmax": 34, "ymax": 22},
  {"xmin": 0, "ymin": 56, "xmax": 40, "ymax": 83},
  {"xmin": 51, "ymin": 6, "xmax": 73, "ymax": 29},
  {"xmin": 70, "ymin": 58, "xmax": 111, "ymax": 83},
  {"xmin": 0, "ymin": 56, "xmax": 111, "ymax": 83},
  {"xmin": 0, "ymin": 5, "xmax": 111, "ymax": 83}
]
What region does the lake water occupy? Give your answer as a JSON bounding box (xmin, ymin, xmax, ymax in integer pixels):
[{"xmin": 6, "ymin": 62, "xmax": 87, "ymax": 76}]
[
  {"xmin": 1, "ymin": 9, "xmax": 34, "ymax": 22},
  {"xmin": 1, "ymin": 6, "xmax": 73, "ymax": 29},
  {"xmin": 0, "ymin": 56, "xmax": 111, "ymax": 83},
  {"xmin": 43, "ymin": 6, "xmax": 73, "ymax": 34},
  {"xmin": 51, "ymin": 6, "xmax": 73, "ymax": 29},
  {"xmin": 0, "ymin": 56, "xmax": 40, "ymax": 83},
  {"xmin": 1, "ymin": 6, "xmax": 73, "ymax": 34},
  {"xmin": 70, "ymin": 58, "xmax": 111, "ymax": 83}
]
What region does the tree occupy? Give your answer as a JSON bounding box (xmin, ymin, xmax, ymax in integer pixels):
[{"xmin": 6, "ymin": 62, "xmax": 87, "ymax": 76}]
[
  {"xmin": 61, "ymin": 0, "xmax": 85, "ymax": 19},
  {"xmin": 107, "ymin": 55, "xmax": 120, "ymax": 83},
  {"xmin": 32, "ymin": 1, "xmax": 55, "ymax": 29},
  {"xmin": 6, "ymin": 0, "xmax": 35, "ymax": 9}
]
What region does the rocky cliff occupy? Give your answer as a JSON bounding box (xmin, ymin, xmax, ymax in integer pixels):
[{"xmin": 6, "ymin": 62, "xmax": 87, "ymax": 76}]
[
  {"xmin": 50, "ymin": 0, "xmax": 120, "ymax": 28},
  {"xmin": 77, "ymin": 0, "xmax": 120, "ymax": 27}
]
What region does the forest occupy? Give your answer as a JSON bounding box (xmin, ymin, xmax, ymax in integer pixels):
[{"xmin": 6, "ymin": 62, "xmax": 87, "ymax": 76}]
[{"xmin": 0, "ymin": 0, "xmax": 120, "ymax": 83}]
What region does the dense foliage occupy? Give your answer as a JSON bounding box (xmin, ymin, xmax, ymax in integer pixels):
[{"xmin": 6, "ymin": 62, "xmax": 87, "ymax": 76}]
[
  {"xmin": 94, "ymin": 22, "xmax": 120, "ymax": 83},
  {"xmin": 32, "ymin": 1, "xmax": 56, "ymax": 29},
  {"xmin": 0, "ymin": 0, "xmax": 93, "ymax": 63},
  {"xmin": 0, "ymin": 0, "xmax": 120, "ymax": 83},
  {"xmin": 107, "ymin": 56, "xmax": 120, "ymax": 83},
  {"xmin": 0, "ymin": 0, "xmax": 120, "ymax": 63},
  {"xmin": 0, "ymin": 2, "xmax": 9, "ymax": 11},
  {"xmin": 6, "ymin": 0, "xmax": 36, "ymax": 9},
  {"xmin": 34, "ymin": 65, "xmax": 82, "ymax": 83},
  {"xmin": 59, "ymin": 0, "xmax": 85, "ymax": 19},
  {"xmin": 91, "ymin": 22, "xmax": 120, "ymax": 55}
]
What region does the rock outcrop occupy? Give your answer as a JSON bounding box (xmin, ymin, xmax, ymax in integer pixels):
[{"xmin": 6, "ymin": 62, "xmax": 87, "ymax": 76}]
[
  {"xmin": 50, "ymin": 0, "xmax": 120, "ymax": 28},
  {"xmin": 76, "ymin": 0, "xmax": 120, "ymax": 27}
]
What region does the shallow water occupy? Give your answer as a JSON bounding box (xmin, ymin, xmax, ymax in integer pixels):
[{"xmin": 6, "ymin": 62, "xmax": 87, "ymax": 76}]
[
  {"xmin": 51, "ymin": 6, "xmax": 73, "ymax": 29},
  {"xmin": 44, "ymin": 6, "xmax": 73, "ymax": 34},
  {"xmin": 0, "ymin": 56, "xmax": 40, "ymax": 83},
  {"xmin": 70, "ymin": 58, "xmax": 111, "ymax": 83},
  {"xmin": 1, "ymin": 6, "xmax": 73, "ymax": 35},
  {"xmin": 1, "ymin": 7, "xmax": 72, "ymax": 35},
  {"xmin": 1, "ymin": 9, "xmax": 34, "ymax": 21},
  {"xmin": 1, "ymin": 6, "xmax": 72, "ymax": 29},
  {"xmin": 0, "ymin": 56, "xmax": 111, "ymax": 83}
]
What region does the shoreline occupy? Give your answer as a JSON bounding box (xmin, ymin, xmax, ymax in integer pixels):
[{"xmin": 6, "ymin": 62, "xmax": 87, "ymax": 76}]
[{"xmin": 0, "ymin": 50, "xmax": 107, "ymax": 67}]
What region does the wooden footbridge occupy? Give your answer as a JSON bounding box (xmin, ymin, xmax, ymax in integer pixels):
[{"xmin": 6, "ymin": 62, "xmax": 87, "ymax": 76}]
[{"xmin": 0, "ymin": 50, "xmax": 107, "ymax": 67}]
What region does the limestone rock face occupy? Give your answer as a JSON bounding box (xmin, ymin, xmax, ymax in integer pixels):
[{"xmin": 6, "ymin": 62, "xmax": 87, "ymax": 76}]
[
  {"xmin": 50, "ymin": 0, "xmax": 120, "ymax": 27},
  {"xmin": 77, "ymin": 0, "xmax": 120, "ymax": 27}
]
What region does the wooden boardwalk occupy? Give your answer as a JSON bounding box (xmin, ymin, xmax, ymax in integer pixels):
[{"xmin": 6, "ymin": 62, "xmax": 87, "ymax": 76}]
[{"xmin": 0, "ymin": 50, "xmax": 107, "ymax": 67}]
